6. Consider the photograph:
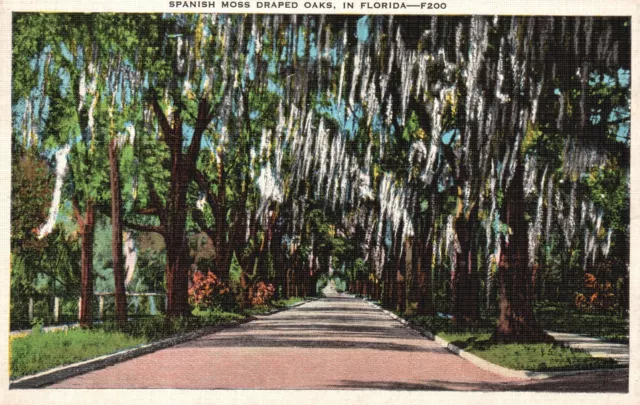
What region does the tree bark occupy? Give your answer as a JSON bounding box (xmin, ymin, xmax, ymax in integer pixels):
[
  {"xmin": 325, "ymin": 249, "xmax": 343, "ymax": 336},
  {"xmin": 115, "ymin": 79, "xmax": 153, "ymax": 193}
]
[
  {"xmin": 493, "ymin": 161, "xmax": 550, "ymax": 343},
  {"xmin": 109, "ymin": 140, "xmax": 127, "ymax": 328},
  {"xmin": 79, "ymin": 202, "xmax": 95, "ymax": 328}
]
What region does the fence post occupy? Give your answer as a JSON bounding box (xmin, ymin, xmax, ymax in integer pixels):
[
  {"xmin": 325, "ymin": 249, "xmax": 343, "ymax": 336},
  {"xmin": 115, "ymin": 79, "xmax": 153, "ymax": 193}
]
[
  {"xmin": 53, "ymin": 297, "xmax": 60, "ymax": 323},
  {"xmin": 78, "ymin": 297, "xmax": 82, "ymax": 320},
  {"xmin": 28, "ymin": 297, "xmax": 34, "ymax": 322}
]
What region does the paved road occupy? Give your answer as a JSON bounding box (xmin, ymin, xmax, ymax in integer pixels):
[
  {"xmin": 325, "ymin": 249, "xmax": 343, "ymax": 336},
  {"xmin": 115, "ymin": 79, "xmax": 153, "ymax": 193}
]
[{"xmin": 49, "ymin": 291, "xmax": 628, "ymax": 391}]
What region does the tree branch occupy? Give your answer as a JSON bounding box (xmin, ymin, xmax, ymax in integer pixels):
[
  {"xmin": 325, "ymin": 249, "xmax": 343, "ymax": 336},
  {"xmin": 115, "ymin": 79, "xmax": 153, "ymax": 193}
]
[
  {"xmin": 195, "ymin": 169, "xmax": 219, "ymax": 211},
  {"xmin": 187, "ymin": 98, "xmax": 212, "ymax": 167},
  {"xmin": 150, "ymin": 91, "xmax": 174, "ymax": 143},
  {"xmin": 71, "ymin": 196, "xmax": 84, "ymax": 229},
  {"xmin": 122, "ymin": 219, "xmax": 165, "ymax": 235},
  {"xmin": 191, "ymin": 208, "xmax": 216, "ymax": 244}
]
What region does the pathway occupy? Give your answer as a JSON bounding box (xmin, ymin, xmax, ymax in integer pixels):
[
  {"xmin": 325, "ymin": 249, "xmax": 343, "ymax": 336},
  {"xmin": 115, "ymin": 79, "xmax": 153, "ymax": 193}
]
[
  {"xmin": 48, "ymin": 286, "xmax": 628, "ymax": 391},
  {"xmin": 546, "ymin": 331, "xmax": 629, "ymax": 365}
]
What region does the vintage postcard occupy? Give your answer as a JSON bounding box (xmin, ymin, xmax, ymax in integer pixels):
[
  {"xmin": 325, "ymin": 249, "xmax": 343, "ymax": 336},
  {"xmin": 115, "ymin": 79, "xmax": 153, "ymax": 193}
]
[{"xmin": 0, "ymin": 0, "xmax": 637, "ymax": 404}]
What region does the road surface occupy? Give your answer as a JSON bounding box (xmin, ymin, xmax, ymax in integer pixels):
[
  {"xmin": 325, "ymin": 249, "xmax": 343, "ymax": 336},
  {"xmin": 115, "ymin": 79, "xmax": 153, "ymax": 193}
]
[{"xmin": 49, "ymin": 291, "xmax": 628, "ymax": 391}]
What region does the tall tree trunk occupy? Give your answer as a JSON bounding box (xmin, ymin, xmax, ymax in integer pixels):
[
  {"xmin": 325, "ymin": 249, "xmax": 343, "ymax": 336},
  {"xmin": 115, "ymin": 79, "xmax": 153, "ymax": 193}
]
[
  {"xmin": 109, "ymin": 140, "xmax": 127, "ymax": 328},
  {"xmin": 493, "ymin": 162, "xmax": 550, "ymax": 343},
  {"xmin": 417, "ymin": 234, "xmax": 436, "ymax": 316},
  {"xmin": 452, "ymin": 190, "xmax": 480, "ymax": 326},
  {"xmin": 164, "ymin": 174, "xmax": 190, "ymax": 317},
  {"xmin": 79, "ymin": 202, "xmax": 95, "ymax": 328}
]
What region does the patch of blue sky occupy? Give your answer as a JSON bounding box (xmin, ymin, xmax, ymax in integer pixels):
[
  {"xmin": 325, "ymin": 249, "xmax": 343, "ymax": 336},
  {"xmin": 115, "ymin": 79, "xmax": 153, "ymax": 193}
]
[
  {"xmin": 12, "ymin": 98, "xmax": 27, "ymax": 129},
  {"xmin": 492, "ymin": 212, "xmax": 504, "ymax": 234},
  {"xmin": 59, "ymin": 42, "xmax": 74, "ymax": 63},
  {"xmin": 267, "ymin": 79, "xmax": 284, "ymax": 96},
  {"xmin": 124, "ymin": 79, "xmax": 132, "ymax": 105},
  {"xmin": 589, "ymin": 71, "xmax": 618, "ymax": 88},
  {"xmin": 617, "ymin": 122, "xmax": 629, "ymax": 142},
  {"xmin": 58, "ymin": 68, "xmax": 71, "ymax": 97},
  {"xmin": 268, "ymin": 59, "xmax": 277, "ymax": 75},
  {"xmin": 308, "ymin": 31, "xmax": 319, "ymax": 60},
  {"xmin": 41, "ymin": 96, "xmax": 50, "ymax": 125},
  {"xmin": 602, "ymin": 74, "xmax": 616, "ymax": 87},
  {"xmin": 370, "ymin": 113, "xmax": 383, "ymax": 135},
  {"xmin": 76, "ymin": 45, "xmax": 84, "ymax": 71},
  {"xmin": 143, "ymin": 72, "xmax": 149, "ymax": 89},
  {"xmin": 357, "ymin": 16, "xmax": 370, "ymax": 43},
  {"xmin": 608, "ymin": 106, "xmax": 630, "ymax": 122},
  {"xmin": 202, "ymin": 24, "xmax": 211, "ymax": 40},
  {"xmin": 182, "ymin": 122, "xmax": 195, "ymax": 148},
  {"xmin": 246, "ymin": 36, "xmax": 257, "ymax": 82},
  {"xmin": 250, "ymin": 110, "xmax": 260, "ymax": 119},
  {"xmin": 554, "ymin": 88, "xmax": 561, "ymax": 95},
  {"xmin": 437, "ymin": 174, "xmax": 448, "ymax": 192},
  {"xmin": 442, "ymin": 129, "xmax": 459, "ymax": 145},
  {"xmin": 297, "ymin": 26, "xmax": 306, "ymax": 58},
  {"xmin": 328, "ymin": 48, "xmax": 338, "ymax": 66},
  {"xmin": 199, "ymin": 72, "xmax": 208, "ymax": 93},
  {"xmin": 588, "ymin": 71, "xmax": 601, "ymax": 86},
  {"xmin": 590, "ymin": 114, "xmax": 601, "ymax": 125},
  {"xmin": 618, "ymin": 68, "xmax": 630, "ymax": 88}
]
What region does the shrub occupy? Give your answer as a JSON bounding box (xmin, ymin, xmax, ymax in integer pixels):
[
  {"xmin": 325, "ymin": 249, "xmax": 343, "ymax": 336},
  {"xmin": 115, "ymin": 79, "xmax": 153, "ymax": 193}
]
[
  {"xmin": 251, "ymin": 281, "xmax": 275, "ymax": 306},
  {"xmin": 188, "ymin": 270, "xmax": 230, "ymax": 309}
]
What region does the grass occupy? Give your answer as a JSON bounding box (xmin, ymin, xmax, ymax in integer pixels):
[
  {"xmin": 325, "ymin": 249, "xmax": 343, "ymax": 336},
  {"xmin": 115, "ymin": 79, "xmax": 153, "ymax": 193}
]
[
  {"xmin": 437, "ymin": 331, "xmax": 619, "ymax": 372},
  {"xmin": 10, "ymin": 297, "xmax": 307, "ymax": 379},
  {"xmin": 405, "ymin": 315, "xmax": 620, "ymax": 372},
  {"xmin": 272, "ymin": 296, "xmax": 305, "ymax": 308},
  {"xmin": 535, "ymin": 301, "xmax": 629, "ymax": 343},
  {"xmin": 10, "ymin": 328, "xmax": 146, "ymax": 379}
]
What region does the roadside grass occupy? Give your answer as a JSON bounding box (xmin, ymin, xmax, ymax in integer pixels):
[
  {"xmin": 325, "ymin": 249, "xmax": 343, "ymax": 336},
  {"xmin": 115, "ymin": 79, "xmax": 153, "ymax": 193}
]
[
  {"xmin": 406, "ymin": 315, "xmax": 620, "ymax": 372},
  {"xmin": 534, "ymin": 301, "xmax": 629, "ymax": 343},
  {"xmin": 10, "ymin": 328, "xmax": 146, "ymax": 379},
  {"xmin": 10, "ymin": 298, "xmax": 305, "ymax": 379},
  {"xmin": 272, "ymin": 296, "xmax": 305, "ymax": 308},
  {"xmin": 437, "ymin": 331, "xmax": 618, "ymax": 371}
]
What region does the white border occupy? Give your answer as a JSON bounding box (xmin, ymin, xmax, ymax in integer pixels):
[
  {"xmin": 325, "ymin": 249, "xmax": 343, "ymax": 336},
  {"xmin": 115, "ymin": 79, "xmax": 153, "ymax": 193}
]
[{"xmin": 0, "ymin": 1, "xmax": 638, "ymax": 404}]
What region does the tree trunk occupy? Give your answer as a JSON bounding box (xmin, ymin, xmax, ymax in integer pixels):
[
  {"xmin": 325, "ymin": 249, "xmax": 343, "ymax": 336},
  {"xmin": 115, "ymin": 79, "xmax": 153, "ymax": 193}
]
[
  {"xmin": 493, "ymin": 161, "xmax": 550, "ymax": 343},
  {"xmin": 452, "ymin": 192, "xmax": 480, "ymax": 326},
  {"xmin": 164, "ymin": 187, "xmax": 191, "ymax": 318},
  {"xmin": 79, "ymin": 202, "xmax": 95, "ymax": 328},
  {"xmin": 109, "ymin": 140, "xmax": 127, "ymax": 328},
  {"xmin": 417, "ymin": 235, "xmax": 436, "ymax": 316}
]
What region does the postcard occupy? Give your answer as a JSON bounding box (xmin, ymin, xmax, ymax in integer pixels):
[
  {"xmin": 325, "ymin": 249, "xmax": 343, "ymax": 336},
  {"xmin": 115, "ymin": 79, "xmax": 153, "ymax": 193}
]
[{"xmin": 0, "ymin": 0, "xmax": 637, "ymax": 404}]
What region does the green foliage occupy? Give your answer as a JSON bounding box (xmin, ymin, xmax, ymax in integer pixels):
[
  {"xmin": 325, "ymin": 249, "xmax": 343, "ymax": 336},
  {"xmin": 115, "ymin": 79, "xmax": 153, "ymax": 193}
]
[
  {"xmin": 437, "ymin": 331, "xmax": 618, "ymax": 371},
  {"xmin": 534, "ymin": 301, "xmax": 628, "ymax": 343},
  {"xmin": 272, "ymin": 296, "xmax": 305, "ymax": 308},
  {"xmin": 11, "ymin": 152, "xmax": 54, "ymax": 244},
  {"xmin": 10, "ymin": 328, "xmax": 146, "ymax": 379}
]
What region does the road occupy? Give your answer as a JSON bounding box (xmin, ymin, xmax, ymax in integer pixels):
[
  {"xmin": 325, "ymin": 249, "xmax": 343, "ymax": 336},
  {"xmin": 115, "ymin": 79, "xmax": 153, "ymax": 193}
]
[{"xmin": 49, "ymin": 290, "xmax": 628, "ymax": 391}]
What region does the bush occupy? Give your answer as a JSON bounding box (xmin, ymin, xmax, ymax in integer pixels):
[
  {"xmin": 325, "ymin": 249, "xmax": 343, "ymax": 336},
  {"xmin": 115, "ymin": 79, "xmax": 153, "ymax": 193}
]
[
  {"xmin": 188, "ymin": 270, "xmax": 231, "ymax": 309},
  {"xmin": 251, "ymin": 281, "xmax": 275, "ymax": 306}
]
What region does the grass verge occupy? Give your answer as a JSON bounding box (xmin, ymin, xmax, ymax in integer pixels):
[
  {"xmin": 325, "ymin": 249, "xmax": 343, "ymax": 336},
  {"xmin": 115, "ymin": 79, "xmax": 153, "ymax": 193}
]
[
  {"xmin": 10, "ymin": 298, "xmax": 306, "ymax": 379},
  {"xmin": 10, "ymin": 328, "xmax": 146, "ymax": 379},
  {"xmin": 438, "ymin": 331, "xmax": 618, "ymax": 372},
  {"xmin": 407, "ymin": 315, "xmax": 620, "ymax": 372},
  {"xmin": 535, "ymin": 302, "xmax": 629, "ymax": 343}
]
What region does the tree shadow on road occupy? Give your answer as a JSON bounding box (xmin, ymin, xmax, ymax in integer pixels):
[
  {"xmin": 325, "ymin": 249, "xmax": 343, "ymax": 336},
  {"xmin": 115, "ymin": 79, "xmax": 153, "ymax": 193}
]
[
  {"xmin": 329, "ymin": 370, "xmax": 629, "ymax": 392},
  {"xmin": 179, "ymin": 334, "xmax": 441, "ymax": 352}
]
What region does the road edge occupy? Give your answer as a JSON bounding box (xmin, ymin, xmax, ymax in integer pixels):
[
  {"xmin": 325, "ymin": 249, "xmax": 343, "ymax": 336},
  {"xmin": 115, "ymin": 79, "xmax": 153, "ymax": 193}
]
[
  {"xmin": 362, "ymin": 298, "xmax": 627, "ymax": 380},
  {"xmin": 9, "ymin": 299, "xmax": 312, "ymax": 389}
]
